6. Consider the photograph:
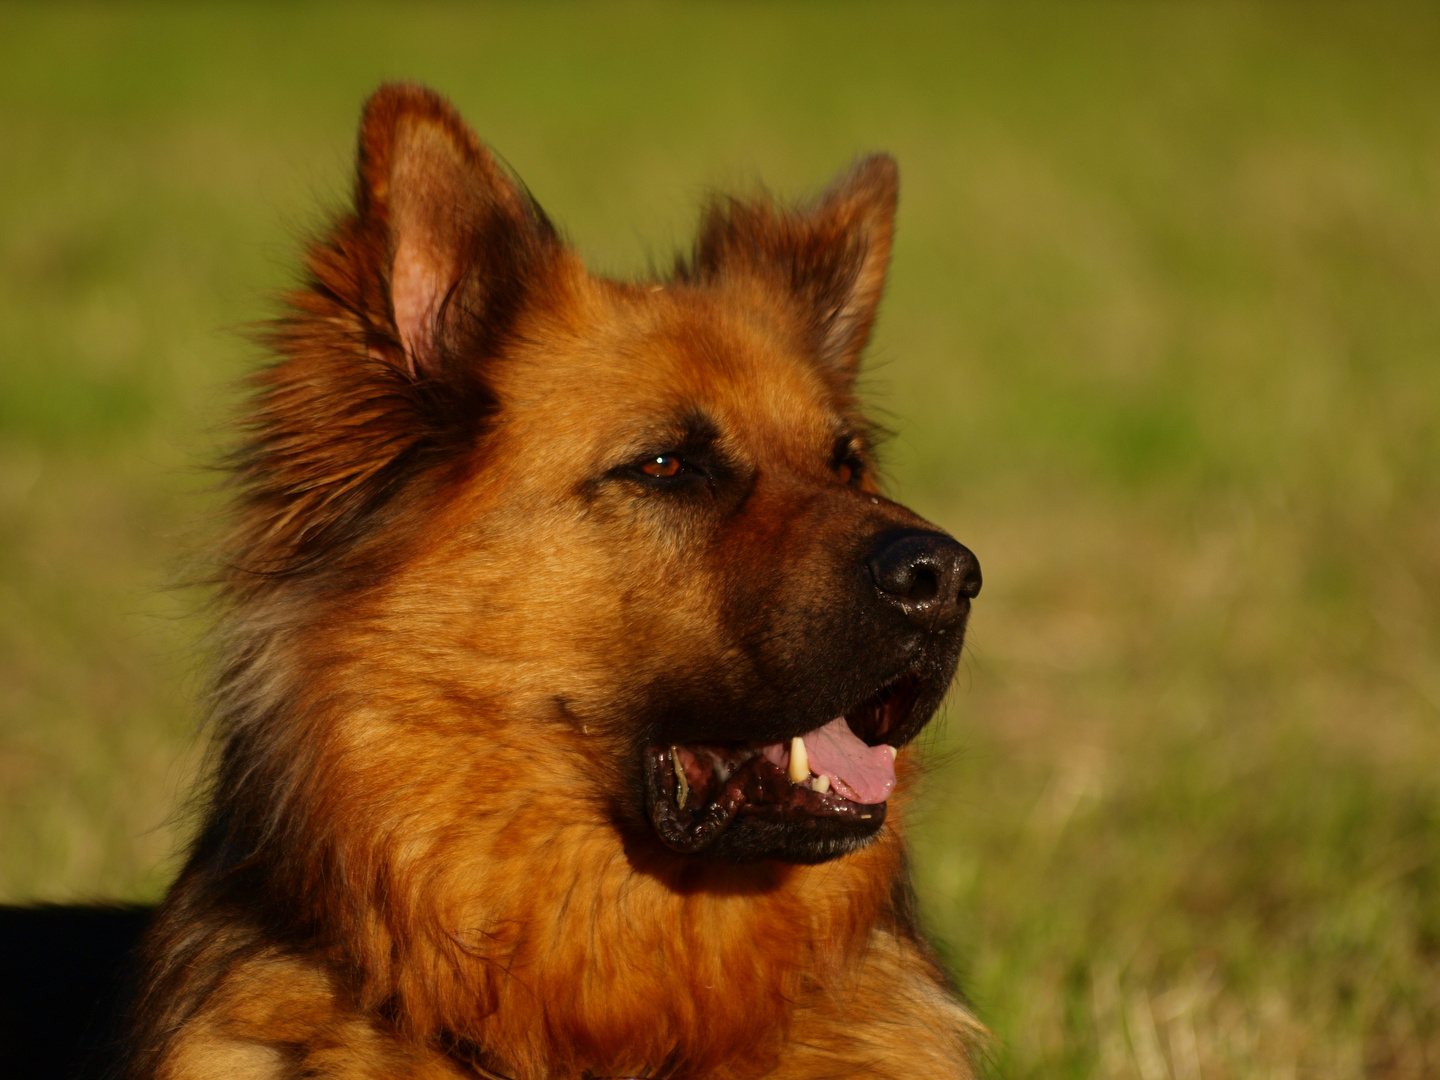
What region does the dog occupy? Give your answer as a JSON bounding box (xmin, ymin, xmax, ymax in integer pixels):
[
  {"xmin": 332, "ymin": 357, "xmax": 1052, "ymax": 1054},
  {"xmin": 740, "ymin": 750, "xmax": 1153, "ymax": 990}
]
[{"xmin": 123, "ymin": 82, "xmax": 984, "ymax": 1079}]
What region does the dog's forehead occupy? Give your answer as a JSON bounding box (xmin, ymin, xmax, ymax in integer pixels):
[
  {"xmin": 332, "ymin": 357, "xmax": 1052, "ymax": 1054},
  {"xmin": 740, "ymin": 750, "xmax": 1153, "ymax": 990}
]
[
  {"xmin": 506, "ymin": 280, "xmax": 843, "ymax": 455},
  {"xmin": 639, "ymin": 309, "xmax": 833, "ymax": 434}
]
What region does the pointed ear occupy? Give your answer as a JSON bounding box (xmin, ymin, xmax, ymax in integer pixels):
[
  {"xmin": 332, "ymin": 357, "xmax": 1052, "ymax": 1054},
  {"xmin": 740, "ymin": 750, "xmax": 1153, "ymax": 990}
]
[
  {"xmin": 353, "ymin": 82, "xmax": 557, "ymax": 379},
  {"xmin": 231, "ymin": 86, "xmax": 558, "ymax": 582},
  {"xmin": 684, "ymin": 155, "xmax": 898, "ymax": 385}
]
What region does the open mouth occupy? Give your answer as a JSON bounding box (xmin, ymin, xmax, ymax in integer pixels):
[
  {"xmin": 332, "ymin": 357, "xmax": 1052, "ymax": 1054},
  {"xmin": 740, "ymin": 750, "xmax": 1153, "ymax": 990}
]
[{"xmin": 644, "ymin": 673, "xmax": 922, "ymax": 856}]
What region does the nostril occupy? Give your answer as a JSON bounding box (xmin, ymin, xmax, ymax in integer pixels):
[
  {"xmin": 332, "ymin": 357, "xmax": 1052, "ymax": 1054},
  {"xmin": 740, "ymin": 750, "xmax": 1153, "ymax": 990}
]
[
  {"xmin": 868, "ymin": 529, "xmax": 980, "ymax": 630},
  {"xmin": 907, "ymin": 565, "xmax": 939, "ymax": 603},
  {"xmin": 869, "ymin": 531, "xmax": 960, "ymax": 603}
]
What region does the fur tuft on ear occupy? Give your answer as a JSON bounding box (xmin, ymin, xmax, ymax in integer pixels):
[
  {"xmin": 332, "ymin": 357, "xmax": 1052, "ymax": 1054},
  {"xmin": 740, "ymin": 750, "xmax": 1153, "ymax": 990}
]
[
  {"xmin": 229, "ymin": 84, "xmax": 558, "ymax": 587},
  {"xmin": 679, "ymin": 155, "xmax": 898, "ymax": 385}
]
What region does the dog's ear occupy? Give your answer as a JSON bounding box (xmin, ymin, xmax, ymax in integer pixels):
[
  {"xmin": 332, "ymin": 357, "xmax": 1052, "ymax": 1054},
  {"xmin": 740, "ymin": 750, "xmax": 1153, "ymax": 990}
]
[
  {"xmin": 685, "ymin": 155, "xmax": 898, "ymax": 386},
  {"xmin": 352, "ymin": 82, "xmax": 557, "ymax": 380},
  {"xmin": 236, "ymin": 86, "xmax": 559, "ymax": 584}
]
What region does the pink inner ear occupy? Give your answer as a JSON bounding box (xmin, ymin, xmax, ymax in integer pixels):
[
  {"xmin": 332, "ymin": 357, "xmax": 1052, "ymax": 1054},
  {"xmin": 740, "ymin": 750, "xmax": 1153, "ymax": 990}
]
[{"xmin": 391, "ymin": 237, "xmax": 447, "ymax": 378}]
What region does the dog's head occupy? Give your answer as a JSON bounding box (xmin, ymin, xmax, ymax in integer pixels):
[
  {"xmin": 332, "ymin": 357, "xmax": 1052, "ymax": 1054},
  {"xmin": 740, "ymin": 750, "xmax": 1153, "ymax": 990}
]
[{"xmin": 233, "ymin": 83, "xmax": 978, "ymax": 870}]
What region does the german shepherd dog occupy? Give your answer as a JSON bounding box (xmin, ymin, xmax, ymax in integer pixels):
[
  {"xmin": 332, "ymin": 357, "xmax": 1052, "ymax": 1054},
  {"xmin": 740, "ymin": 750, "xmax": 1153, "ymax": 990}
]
[{"xmin": 123, "ymin": 83, "xmax": 983, "ymax": 1079}]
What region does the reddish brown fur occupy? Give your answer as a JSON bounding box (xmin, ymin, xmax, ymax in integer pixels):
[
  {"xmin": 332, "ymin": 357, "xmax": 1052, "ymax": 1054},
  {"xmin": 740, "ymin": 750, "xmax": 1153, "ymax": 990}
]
[{"xmin": 126, "ymin": 84, "xmax": 982, "ymax": 1079}]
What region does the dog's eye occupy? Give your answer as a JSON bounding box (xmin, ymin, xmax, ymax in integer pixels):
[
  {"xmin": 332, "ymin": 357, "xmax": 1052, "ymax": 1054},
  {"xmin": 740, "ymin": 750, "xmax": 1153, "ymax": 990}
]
[
  {"xmin": 619, "ymin": 446, "xmax": 718, "ymax": 492},
  {"xmin": 835, "ymin": 457, "xmax": 864, "ymax": 486},
  {"xmin": 832, "ymin": 435, "xmax": 866, "ymax": 487}
]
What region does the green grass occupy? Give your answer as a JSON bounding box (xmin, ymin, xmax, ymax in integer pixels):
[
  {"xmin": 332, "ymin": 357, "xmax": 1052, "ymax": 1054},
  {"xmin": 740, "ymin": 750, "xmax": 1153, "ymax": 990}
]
[{"xmin": 2, "ymin": 3, "xmax": 1438, "ymax": 1076}]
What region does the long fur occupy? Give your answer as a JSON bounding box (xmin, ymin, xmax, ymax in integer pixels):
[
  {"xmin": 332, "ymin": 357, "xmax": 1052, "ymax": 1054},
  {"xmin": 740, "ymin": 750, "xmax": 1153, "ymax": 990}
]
[{"xmin": 124, "ymin": 83, "xmax": 982, "ymax": 1080}]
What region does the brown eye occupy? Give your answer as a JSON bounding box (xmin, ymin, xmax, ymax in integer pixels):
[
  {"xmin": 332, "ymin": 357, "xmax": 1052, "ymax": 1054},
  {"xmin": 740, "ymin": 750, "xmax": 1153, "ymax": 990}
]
[
  {"xmin": 832, "ymin": 434, "xmax": 866, "ymax": 487},
  {"xmin": 641, "ymin": 455, "xmax": 682, "ymax": 478}
]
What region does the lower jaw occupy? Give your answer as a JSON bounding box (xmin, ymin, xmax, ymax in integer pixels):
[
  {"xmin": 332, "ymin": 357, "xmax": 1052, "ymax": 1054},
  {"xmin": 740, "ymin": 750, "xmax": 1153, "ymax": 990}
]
[
  {"xmin": 643, "ymin": 745, "xmax": 887, "ymax": 863},
  {"xmin": 700, "ymin": 806, "xmax": 887, "ymax": 864}
]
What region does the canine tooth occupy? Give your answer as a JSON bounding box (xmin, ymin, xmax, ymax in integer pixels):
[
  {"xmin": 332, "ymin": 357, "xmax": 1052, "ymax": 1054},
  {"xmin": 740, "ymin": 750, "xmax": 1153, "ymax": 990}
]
[
  {"xmin": 787, "ymin": 737, "xmax": 809, "ymax": 783},
  {"xmin": 671, "ymin": 747, "xmax": 690, "ymax": 808},
  {"xmin": 812, "ymin": 774, "xmax": 830, "ymax": 794},
  {"xmin": 887, "ymin": 745, "xmax": 898, "ymax": 759}
]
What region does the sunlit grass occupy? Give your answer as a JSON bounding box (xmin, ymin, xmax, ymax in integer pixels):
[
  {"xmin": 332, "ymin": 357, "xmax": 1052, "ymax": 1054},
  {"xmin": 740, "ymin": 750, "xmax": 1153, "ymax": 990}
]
[{"xmin": 2, "ymin": 4, "xmax": 1437, "ymax": 1076}]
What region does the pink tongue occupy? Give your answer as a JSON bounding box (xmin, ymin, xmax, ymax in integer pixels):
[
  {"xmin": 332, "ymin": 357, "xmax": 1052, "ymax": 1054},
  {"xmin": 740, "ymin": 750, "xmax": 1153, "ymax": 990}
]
[{"xmin": 804, "ymin": 717, "xmax": 896, "ymax": 804}]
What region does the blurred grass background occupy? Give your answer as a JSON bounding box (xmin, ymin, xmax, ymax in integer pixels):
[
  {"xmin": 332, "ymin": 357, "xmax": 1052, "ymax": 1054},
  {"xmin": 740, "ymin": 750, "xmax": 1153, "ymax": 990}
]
[{"xmin": 2, "ymin": 2, "xmax": 1437, "ymax": 1076}]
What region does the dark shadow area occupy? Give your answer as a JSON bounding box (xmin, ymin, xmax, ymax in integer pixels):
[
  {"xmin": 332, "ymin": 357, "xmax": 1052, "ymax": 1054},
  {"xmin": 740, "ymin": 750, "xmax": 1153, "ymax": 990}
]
[{"xmin": 0, "ymin": 905, "xmax": 152, "ymax": 1080}]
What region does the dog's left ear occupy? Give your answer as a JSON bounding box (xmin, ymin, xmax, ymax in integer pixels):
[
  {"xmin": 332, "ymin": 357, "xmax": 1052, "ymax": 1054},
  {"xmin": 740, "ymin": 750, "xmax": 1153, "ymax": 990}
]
[{"xmin": 685, "ymin": 155, "xmax": 898, "ymax": 386}]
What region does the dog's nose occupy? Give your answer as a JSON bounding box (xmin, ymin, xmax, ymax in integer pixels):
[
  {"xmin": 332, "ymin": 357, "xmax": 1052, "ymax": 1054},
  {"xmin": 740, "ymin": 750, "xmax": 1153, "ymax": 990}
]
[{"xmin": 868, "ymin": 530, "xmax": 981, "ymax": 630}]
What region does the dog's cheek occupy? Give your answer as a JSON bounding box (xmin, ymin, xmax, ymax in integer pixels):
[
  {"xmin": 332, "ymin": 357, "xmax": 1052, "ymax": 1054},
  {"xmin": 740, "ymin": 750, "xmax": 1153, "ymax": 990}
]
[{"xmin": 463, "ymin": 493, "xmax": 732, "ymax": 723}]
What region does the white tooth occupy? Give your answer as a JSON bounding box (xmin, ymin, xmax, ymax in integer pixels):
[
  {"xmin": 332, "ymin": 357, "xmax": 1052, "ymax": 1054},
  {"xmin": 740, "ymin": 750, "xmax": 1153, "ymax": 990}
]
[
  {"xmin": 812, "ymin": 774, "xmax": 831, "ymax": 794},
  {"xmin": 671, "ymin": 747, "xmax": 690, "ymax": 809},
  {"xmin": 788, "ymin": 736, "xmax": 809, "ymax": 784},
  {"xmin": 887, "ymin": 745, "xmax": 898, "ymax": 760}
]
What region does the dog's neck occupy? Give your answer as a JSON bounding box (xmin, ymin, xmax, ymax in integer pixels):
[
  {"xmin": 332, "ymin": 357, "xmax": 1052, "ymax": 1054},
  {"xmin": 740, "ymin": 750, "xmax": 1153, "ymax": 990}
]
[{"xmin": 192, "ymin": 666, "xmax": 917, "ymax": 1077}]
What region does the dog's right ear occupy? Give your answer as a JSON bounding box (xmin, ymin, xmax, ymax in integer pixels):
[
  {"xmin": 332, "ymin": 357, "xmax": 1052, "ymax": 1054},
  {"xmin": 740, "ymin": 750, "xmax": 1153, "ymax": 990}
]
[
  {"xmin": 350, "ymin": 82, "xmax": 558, "ymax": 380},
  {"xmin": 236, "ymin": 86, "xmax": 559, "ymax": 584}
]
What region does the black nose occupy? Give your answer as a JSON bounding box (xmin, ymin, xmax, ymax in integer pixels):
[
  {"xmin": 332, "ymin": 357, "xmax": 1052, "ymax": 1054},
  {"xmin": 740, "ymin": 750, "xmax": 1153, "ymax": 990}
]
[{"xmin": 867, "ymin": 530, "xmax": 981, "ymax": 630}]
